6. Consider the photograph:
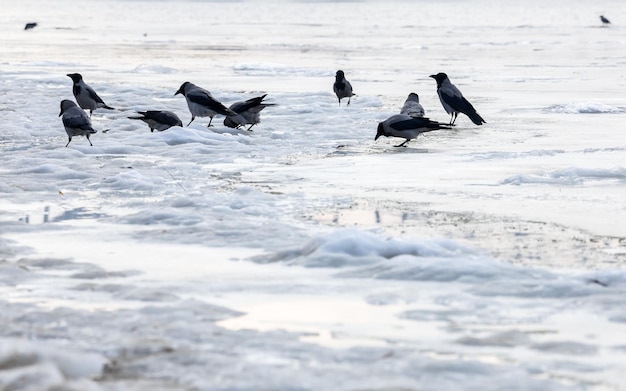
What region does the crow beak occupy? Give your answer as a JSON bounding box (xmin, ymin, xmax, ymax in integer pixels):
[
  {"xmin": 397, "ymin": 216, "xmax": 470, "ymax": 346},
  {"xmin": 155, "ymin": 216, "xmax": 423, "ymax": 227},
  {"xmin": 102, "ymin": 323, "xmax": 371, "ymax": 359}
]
[
  {"xmin": 429, "ymin": 75, "xmax": 436, "ymax": 79},
  {"xmin": 375, "ymin": 123, "xmax": 384, "ymax": 140}
]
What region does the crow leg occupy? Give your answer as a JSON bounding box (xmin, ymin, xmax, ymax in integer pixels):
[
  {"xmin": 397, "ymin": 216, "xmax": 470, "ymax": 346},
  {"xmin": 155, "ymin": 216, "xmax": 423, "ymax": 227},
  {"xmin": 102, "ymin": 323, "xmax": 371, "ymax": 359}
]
[
  {"xmin": 394, "ymin": 139, "xmax": 410, "ymax": 147},
  {"xmin": 187, "ymin": 116, "xmax": 195, "ymax": 126},
  {"xmin": 451, "ymin": 112, "xmax": 458, "ymax": 125}
]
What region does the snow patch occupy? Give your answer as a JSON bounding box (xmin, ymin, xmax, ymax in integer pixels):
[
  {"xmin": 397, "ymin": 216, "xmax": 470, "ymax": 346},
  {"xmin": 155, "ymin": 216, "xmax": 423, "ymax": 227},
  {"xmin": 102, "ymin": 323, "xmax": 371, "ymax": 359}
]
[
  {"xmin": 543, "ymin": 102, "xmax": 626, "ymax": 114},
  {"xmin": 501, "ymin": 167, "xmax": 626, "ymax": 185},
  {"xmin": 233, "ymin": 62, "xmax": 331, "ymax": 77},
  {"xmin": 0, "ymin": 339, "xmax": 106, "ymax": 390}
]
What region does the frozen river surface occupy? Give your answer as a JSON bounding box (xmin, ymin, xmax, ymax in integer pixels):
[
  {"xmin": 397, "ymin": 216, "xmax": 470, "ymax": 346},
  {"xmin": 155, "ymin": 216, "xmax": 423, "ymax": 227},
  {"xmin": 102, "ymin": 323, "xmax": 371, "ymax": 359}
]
[{"xmin": 1, "ymin": 0, "xmax": 626, "ymax": 389}]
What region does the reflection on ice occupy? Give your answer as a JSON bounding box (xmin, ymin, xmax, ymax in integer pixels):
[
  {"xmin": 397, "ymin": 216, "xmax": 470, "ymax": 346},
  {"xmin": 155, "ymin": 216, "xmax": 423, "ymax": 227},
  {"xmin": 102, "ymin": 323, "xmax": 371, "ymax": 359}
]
[{"xmin": 53, "ymin": 207, "xmax": 107, "ymax": 222}]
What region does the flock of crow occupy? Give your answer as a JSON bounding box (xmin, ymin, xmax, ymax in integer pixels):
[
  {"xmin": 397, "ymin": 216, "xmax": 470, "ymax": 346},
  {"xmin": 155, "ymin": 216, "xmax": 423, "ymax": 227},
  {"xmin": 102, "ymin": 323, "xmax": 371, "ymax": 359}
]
[
  {"xmin": 51, "ymin": 13, "xmax": 612, "ymax": 148},
  {"xmin": 331, "ymin": 69, "xmax": 486, "ymax": 147},
  {"xmin": 59, "ymin": 70, "xmax": 487, "ymax": 148},
  {"xmin": 59, "ymin": 73, "xmax": 276, "ymax": 147},
  {"xmin": 377, "ymin": 72, "xmax": 485, "ymax": 147}
]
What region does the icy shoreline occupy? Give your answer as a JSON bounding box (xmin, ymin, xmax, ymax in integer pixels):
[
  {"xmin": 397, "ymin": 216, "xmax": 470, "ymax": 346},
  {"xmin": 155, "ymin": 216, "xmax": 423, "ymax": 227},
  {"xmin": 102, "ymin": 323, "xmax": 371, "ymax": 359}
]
[{"xmin": 4, "ymin": 222, "xmax": 626, "ymax": 390}]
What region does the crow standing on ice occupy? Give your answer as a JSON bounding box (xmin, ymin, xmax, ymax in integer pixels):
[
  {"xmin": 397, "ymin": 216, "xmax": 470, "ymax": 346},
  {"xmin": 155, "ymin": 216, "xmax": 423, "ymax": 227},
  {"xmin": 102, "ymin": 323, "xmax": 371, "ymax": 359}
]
[
  {"xmin": 129, "ymin": 110, "xmax": 183, "ymax": 132},
  {"xmin": 333, "ymin": 70, "xmax": 354, "ymax": 106},
  {"xmin": 175, "ymin": 82, "xmax": 236, "ymax": 127},
  {"xmin": 223, "ymin": 94, "xmax": 276, "ymax": 131},
  {"xmin": 375, "ymin": 114, "xmax": 451, "ymax": 147},
  {"xmin": 429, "ymin": 72, "xmax": 485, "ymax": 126},
  {"xmin": 59, "ymin": 99, "xmax": 97, "ymax": 147},
  {"xmin": 600, "ymin": 15, "xmax": 611, "ymax": 24},
  {"xmin": 400, "ymin": 92, "xmax": 425, "ymax": 118},
  {"xmin": 67, "ymin": 73, "xmax": 114, "ymax": 117}
]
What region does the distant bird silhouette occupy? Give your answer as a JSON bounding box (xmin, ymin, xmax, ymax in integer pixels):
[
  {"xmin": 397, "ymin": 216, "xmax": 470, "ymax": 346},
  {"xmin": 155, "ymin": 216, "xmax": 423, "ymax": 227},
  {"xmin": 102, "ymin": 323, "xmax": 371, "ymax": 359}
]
[
  {"xmin": 129, "ymin": 110, "xmax": 182, "ymax": 132},
  {"xmin": 59, "ymin": 100, "xmax": 97, "ymax": 147},
  {"xmin": 429, "ymin": 73, "xmax": 485, "ymax": 126},
  {"xmin": 175, "ymin": 82, "xmax": 236, "ymax": 127},
  {"xmin": 600, "ymin": 15, "xmax": 611, "ymax": 24},
  {"xmin": 67, "ymin": 73, "xmax": 114, "ymax": 117},
  {"xmin": 375, "ymin": 114, "xmax": 451, "ymax": 147},
  {"xmin": 24, "ymin": 22, "xmax": 37, "ymax": 30},
  {"xmin": 223, "ymin": 94, "xmax": 276, "ymax": 131},
  {"xmin": 400, "ymin": 93, "xmax": 425, "ymax": 118},
  {"xmin": 333, "ymin": 70, "xmax": 354, "ymax": 106}
]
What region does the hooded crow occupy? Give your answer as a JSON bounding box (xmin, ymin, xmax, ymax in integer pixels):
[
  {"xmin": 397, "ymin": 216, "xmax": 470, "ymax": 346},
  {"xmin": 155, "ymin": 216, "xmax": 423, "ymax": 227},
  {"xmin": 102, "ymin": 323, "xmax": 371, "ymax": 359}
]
[
  {"xmin": 429, "ymin": 73, "xmax": 485, "ymax": 126},
  {"xmin": 59, "ymin": 99, "xmax": 97, "ymax": 147},
  {"xmin": 375, "ymin": 114, "xmax": 451, "ymax": 147},
  {"xmin": 400, "ymin": 92, "xmax": 425, "ymax": 118},
  {"xmin": 174, "ymin": 82, "xmax": 236, "ymax": 127},
  {"xmin": 333, "ymin": 70, "xmax": 354, "ymax": 106},
  {"xmin": 223, "ymin": 94, "xmax": 276, "ymax": 131},
  {"xmin": 129, "ymin": 110, "xmax": 183, "ymax": 132},
  {"xmin": 600, "ymin": 15, "xmax": 611, "ymax": 24},
  {"xmin": 66, "ymin": 73, "xmax": 114, "ymax": 117}
]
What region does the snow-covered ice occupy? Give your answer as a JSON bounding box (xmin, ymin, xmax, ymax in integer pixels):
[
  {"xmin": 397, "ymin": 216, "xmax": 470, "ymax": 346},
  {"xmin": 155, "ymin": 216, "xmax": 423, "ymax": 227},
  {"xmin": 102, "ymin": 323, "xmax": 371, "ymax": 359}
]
[{"xmin": 1, "ymin": 0, "xmax": 626, "ymax": 389}]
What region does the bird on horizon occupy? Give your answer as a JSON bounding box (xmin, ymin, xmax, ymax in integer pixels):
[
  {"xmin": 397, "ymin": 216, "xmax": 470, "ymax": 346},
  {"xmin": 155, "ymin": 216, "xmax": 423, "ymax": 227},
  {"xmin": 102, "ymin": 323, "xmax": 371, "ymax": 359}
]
[
  {"xmin": 223, "ymin": 94, "xmax": 276, "ymax": 131},
  {"xmin": 375, "ymin": 114, "xmax": 451, "ymax": 147},
  {"xmin": 24, "ymin": 22, "xmax": 37, "ymax": 30},
  {"xmin": 67, "ymin": 73, "xmax": 114, "ymax": 117},
  {"xmin": 400, "ymin": 92, "xmax": 425, "ymax": 118},
  {"xmin": 59, "ymin": 99, "xmax": 97, "ymax": 147},
  {"xmin": 175, "ymin": 82, "xmax": 236, "ymax": 127},
  {"xmin": 600, "ymin": 15, "xmax": 611, "ymax": 24},
  {"xmin": 429, "ymin": 72, "xmax": 485, "ymax": 126},
  {"xmin": 128, "ymin": 110, "xmax": 182, "ymax": 132},
  {"xmin": 333, "ymin": 70, "xmax": 354, "ymax": 106}
]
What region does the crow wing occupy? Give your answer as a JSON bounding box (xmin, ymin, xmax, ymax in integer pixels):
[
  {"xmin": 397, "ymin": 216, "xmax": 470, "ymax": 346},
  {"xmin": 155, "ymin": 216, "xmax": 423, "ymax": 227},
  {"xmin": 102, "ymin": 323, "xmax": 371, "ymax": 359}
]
[
  {"xmin": 440, "ymin": 90, "xmax": 478, "ymax": 115},
  {"xmin": 231, "ymin": 95, "xmax": 268, "ymax": 114},
  {"xmin": 186, "ymin": 89, "xmax": 232, "ymax": 115},
  {"xmin": 63, "ymin": 110, "xmax": 94, "ymax": 131},
  {"xmin": 86, "ymin": 85, "xmax": 107, "ymax": 105},
  {"xmin": 390, "ymin": 117, "xmax": 447, "ymax": 132}
]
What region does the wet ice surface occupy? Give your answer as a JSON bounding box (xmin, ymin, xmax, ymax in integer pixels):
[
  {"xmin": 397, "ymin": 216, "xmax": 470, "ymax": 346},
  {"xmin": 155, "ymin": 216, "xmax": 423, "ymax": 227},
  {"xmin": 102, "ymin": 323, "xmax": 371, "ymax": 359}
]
[{"xmin": 2, "ymin": 0, "xmax": 626, "ymax": 389}]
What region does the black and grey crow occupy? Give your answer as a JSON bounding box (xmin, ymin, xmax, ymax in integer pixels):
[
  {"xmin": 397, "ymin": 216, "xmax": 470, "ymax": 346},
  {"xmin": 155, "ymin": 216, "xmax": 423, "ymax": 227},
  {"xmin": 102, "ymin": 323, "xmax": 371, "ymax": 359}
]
[
  {"xmin": 375, "ymin": 114, "xmax": 451, "ymax": 147},
  {"xmin": 175, "ymin": 82, "xmax": 236, "ymax": 127},
  {"xmin": 67, "ymin": 73, "xmax": 114, "ymax": 117},
  {"xmin": 129, "ymin": 110, "xmax": 183, "ymax": 132},
  {"xmin": 223, "ymin": 94, "xmax": 276, "ymax": 131},
  {"xmin": 400, "ymin": 93, "xmax": 425, "ymax": 118},
  {"xmin": 59, "ymin": 100, "xmax": 97, "ymax": 147},
  {"xmin": 429, "ymin": 73, "xmax": 485, "ymax": 126},
  {"xmin": 333, "ymin": 70, "xmax": 354, "ymax": 106}
]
